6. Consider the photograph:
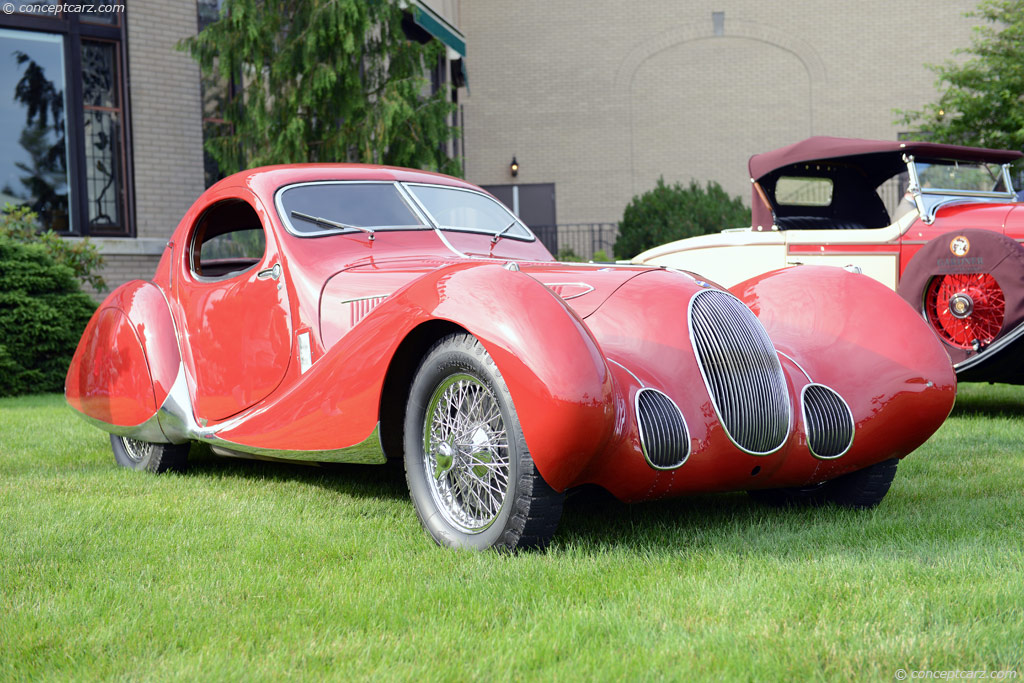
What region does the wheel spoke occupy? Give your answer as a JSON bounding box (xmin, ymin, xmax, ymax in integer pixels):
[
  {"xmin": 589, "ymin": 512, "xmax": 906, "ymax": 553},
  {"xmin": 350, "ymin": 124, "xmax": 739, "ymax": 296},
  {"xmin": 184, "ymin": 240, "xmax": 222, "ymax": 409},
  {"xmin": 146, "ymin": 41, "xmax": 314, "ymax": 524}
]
[{"xmin": 925, "ymin": 273, "xmax": 1005, "ymax": 349}]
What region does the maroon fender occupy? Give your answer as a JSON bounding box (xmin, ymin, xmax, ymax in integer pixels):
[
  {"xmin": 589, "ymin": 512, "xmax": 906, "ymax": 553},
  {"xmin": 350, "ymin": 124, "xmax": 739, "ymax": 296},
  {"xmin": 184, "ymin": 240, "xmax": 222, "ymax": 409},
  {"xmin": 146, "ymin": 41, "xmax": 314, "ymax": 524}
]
[
  {"xmin": 731, "ymin": 266, "xmax": 957, "ymax": 473},
  {"xmin": 215, "ymin": 263, "xmax": 616, "ymax": 491},
  {"xmin": 66, "ymin": 281, "xmax": 181, "ymax": 430}
]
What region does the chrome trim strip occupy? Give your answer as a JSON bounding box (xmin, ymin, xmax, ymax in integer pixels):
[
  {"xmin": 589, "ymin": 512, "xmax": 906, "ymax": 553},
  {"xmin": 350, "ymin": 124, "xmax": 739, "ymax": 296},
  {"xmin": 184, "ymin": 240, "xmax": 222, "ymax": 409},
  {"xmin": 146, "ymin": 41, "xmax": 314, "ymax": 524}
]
[
  {"xmin": 634, "ymin": 388, "xmax": 690, "ymax": 470},
  {"xmin": 607, "ymin": 358, "xmax": 645, "ymax": 388},
  {"xmin": 543, "ymin": 282, "xmax": 595, "ymax": 300},
  {"xmin": 393, "ymin": 181, "xmax": 470, "ymax": 259},
  {"xmin": 776, "ymin": 350, "xmax": 813, "ymax": 383},
  {"xmin": 210, "ymin": 425, "xmax": 386, "ymax": 465},
  {"xmin": 800, "ymin": 383, "xmax": 855, "ymax": 460},
  {"xmin": 339, "ymin": 294, "xmax": 390, "ymax": 305}
]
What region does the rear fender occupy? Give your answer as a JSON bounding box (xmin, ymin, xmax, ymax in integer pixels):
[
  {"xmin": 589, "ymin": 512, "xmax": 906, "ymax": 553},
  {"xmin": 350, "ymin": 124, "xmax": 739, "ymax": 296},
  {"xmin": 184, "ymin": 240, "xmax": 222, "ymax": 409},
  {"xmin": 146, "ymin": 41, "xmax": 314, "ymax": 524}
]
[{"xmin": 65, "ymin": 281, "xmax": 180, "ymax": 439}]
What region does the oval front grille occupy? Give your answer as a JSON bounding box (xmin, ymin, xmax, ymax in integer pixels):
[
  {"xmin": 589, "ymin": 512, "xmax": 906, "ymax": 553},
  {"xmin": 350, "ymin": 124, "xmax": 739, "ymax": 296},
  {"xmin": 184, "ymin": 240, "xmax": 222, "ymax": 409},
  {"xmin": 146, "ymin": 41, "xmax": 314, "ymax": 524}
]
[
  {"xmin": 801, "ymin": 384, "xmax": 854, "ymax": 459},
  {"xmin": 636, "ymin": 388, "xmax": 689, "ymax": 469},
  {"xmin": 688, "ymin": 289, "xmax": 790, "ymax": 455}
]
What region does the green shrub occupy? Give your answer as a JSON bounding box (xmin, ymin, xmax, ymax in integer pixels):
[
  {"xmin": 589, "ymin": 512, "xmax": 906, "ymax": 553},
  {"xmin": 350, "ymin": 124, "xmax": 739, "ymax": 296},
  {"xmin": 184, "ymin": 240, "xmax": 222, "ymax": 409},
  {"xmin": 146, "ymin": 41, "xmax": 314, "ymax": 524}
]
[
  {"xmin": 0, "ymin": 236, "xmax": 96, "ymax": 397},
  {"xmin": 1, "ymin": 204, "xmax": 106, "ymax": 292},
  {"xmin": 614, "ymin": 178, "xmax": 751, "ymax": 259}
]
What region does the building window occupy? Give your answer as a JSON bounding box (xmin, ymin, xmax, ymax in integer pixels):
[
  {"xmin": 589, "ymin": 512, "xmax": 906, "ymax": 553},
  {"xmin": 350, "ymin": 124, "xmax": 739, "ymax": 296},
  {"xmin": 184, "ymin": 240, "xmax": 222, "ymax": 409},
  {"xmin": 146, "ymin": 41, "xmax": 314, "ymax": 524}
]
[{"xmin": 0, "ymin": 10, "xmax": 131, "ymax": 236}]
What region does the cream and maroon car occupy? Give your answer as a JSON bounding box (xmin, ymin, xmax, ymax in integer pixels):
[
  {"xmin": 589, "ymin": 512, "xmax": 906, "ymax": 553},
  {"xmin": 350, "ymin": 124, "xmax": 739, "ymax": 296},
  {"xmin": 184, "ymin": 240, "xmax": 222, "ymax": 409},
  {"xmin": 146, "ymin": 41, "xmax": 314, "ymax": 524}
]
[{"xmin": 634, "ymin": 136, "xmax": 1024, "ymax": 383}]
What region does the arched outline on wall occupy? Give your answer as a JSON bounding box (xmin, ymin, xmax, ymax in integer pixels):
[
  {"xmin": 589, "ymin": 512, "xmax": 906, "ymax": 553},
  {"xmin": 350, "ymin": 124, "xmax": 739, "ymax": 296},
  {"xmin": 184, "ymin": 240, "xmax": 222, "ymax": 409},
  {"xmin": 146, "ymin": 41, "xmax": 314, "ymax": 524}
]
[{"xmin": 615, "ymin": 19, "xmax": 827, "ymax": 195}]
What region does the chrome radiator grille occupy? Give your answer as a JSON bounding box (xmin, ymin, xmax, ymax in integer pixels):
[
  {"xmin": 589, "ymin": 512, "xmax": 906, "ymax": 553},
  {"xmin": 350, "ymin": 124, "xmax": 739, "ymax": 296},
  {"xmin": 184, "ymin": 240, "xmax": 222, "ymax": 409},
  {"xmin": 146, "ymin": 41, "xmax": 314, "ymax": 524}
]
[
  {"xmin": 801, "ymin": 384, "xmax": 854, "ymax": 459},
  {"xmin": 688, "ymin": 289, "xmax": 790, "ymax": 455},
  {"xmin": 636, "ymin": 388, "xmax": 689, "ymax": 469}
]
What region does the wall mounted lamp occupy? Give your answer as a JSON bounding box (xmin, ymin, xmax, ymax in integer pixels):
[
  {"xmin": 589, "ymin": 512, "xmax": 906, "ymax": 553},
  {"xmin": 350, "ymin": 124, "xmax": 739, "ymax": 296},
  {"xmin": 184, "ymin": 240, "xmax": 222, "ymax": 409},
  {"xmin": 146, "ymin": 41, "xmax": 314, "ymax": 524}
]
[{"xmin": 510, "ymin": 156, "xmax": 519, "ymax": 177}]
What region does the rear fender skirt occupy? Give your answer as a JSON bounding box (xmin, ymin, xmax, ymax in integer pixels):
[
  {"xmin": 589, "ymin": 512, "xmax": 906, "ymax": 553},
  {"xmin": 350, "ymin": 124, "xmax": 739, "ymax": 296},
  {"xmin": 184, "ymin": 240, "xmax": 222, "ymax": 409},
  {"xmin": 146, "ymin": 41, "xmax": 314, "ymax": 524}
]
[{"xmin": 65, "ymin": 281, "xmax": 181, "ymax": 437}]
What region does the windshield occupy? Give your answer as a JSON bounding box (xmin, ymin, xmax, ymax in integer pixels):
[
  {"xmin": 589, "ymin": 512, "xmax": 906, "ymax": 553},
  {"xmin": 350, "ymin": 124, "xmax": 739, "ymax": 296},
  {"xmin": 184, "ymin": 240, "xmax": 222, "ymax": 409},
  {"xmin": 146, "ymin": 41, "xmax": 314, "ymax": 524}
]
[
  {"xmin": 277, "ymin": 182, "xmax": 426, "ymax": 236},
  {"xmin": 914, "ymin": 160, "xmax": 1011, "ymax": 195},
  {"xmin": 405, "ymin": 184, "xmax": 533, "ymax": 240}
]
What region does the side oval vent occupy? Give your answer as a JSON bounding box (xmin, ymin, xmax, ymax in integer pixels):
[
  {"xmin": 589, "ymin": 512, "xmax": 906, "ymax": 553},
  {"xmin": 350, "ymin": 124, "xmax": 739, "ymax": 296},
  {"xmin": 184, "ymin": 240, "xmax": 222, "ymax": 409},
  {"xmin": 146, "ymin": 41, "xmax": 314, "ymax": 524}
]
[
  {"xmin": 636, "ymin": 388, "xmax": 690, "ymax": 470},
  {"xmin": 801, "ymin": 383, "xmax": 855, "ymax": 459}
]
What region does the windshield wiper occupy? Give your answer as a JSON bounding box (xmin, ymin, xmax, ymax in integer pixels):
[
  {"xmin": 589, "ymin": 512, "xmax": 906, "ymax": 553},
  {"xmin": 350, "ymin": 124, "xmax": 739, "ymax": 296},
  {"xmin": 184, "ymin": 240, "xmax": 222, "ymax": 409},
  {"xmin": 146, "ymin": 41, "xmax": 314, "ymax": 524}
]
[
  {"xmin": 291, "ymin": 210, "xmax": 375, "ymax": 241},
  {"xmin": 491, "ymin": 220, "xmax": 518, "ymax": 245}
]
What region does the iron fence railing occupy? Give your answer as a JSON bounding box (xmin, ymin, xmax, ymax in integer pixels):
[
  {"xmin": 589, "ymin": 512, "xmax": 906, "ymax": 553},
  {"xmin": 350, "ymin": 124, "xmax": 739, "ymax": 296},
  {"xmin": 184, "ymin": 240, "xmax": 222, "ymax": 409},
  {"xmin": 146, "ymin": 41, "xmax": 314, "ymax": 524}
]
[{"xmin": 530, "ymin": 222, "xmax": 619, "ymax": 262}]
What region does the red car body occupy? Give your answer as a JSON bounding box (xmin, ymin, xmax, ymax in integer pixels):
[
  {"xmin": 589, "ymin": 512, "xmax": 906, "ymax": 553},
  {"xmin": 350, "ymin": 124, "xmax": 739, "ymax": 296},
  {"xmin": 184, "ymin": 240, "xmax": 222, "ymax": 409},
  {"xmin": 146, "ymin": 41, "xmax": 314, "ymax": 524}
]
[{"xmin": 66, "ymin": 165, "xmax": 956, "ymax": 550}]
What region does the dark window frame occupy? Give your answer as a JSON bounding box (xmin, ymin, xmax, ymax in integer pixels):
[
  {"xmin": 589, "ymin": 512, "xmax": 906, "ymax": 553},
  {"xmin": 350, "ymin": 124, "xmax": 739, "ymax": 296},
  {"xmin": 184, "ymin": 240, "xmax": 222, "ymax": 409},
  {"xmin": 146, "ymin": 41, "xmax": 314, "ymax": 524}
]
[{"xmin": 0, "ymin": 10, "xmax": 133, "ymax": 236}]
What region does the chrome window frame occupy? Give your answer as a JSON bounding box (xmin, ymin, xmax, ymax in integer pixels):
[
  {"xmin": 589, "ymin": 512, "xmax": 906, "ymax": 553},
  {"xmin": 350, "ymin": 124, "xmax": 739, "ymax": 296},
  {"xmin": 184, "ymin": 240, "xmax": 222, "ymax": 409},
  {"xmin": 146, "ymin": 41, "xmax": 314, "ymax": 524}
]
[{"xmin": 273, "ymin": 180, "xmax": 432, "ymax": 238}]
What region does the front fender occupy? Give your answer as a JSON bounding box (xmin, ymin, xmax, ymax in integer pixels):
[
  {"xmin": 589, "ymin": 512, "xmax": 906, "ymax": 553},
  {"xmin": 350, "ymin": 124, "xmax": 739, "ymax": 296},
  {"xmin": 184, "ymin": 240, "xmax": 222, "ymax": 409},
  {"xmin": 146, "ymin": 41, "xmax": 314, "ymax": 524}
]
[
  {"xmin": 730, "ymin": 266, "xmax": 956, "ymax": 472},
  {"xmin": 216, "ymin": 263, "xmax": 616, "ymax": 490}
]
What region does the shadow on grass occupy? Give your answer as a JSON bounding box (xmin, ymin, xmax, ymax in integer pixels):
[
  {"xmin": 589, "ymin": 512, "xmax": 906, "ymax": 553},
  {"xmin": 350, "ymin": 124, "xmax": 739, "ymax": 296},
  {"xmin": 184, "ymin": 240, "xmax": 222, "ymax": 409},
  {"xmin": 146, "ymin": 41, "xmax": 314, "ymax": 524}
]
[
  {"xmin": 950, "ymin": 391, "xmax": 1024, "ymax": 419},
  {"xmin": 183, "ymin": 443, "xmax": 409, "ymax": 501}
]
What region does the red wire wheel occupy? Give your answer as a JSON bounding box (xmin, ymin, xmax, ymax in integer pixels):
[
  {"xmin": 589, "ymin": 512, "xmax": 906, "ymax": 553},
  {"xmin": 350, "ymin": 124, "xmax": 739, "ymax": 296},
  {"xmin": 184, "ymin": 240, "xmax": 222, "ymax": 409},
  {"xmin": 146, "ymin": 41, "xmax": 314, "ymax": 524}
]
[{"xmin": 924, "ymin": 273, "xmax": 1005, "ymax": 349}]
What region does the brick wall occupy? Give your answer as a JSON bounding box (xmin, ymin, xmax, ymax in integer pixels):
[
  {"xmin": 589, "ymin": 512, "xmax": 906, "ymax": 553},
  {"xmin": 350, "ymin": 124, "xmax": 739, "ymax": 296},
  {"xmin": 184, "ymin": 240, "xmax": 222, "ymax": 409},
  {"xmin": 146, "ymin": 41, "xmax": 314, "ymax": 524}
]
[{"xmin": 460, "ymin": 1, "xmax": 979, "ymax": 230}]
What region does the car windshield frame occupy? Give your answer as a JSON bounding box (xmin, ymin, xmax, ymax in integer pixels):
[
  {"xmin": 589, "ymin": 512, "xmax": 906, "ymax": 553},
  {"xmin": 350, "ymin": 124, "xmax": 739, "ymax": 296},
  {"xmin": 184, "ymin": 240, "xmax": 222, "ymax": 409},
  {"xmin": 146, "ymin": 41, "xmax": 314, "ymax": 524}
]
[
  {"xmin": 274, "ymin": 180, "xmax": 432, "ymax": 239},
  {"xmin": 273, "ymin": 180, "xmax": 537, "ymax": 242},
  {"xmin": 402, "ymin": 182, "xmax": 536, "ymax": 242}
]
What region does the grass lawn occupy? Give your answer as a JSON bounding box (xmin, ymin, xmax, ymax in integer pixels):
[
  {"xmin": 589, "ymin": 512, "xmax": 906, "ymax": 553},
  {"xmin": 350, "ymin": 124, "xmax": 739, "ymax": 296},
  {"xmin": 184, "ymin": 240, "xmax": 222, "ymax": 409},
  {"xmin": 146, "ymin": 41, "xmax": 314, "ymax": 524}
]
[{"xmin": 2, "ymin": 387, "xmax": 1023, "ymax": 680}]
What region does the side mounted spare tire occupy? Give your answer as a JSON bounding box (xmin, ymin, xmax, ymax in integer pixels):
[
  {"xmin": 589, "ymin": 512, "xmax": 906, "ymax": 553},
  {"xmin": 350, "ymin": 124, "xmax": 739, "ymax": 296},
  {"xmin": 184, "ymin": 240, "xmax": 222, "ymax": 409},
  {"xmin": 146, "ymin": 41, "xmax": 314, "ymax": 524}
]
[{"xmin": 897, "ymin": 228, "xmax": 1024, "ymax": 365}]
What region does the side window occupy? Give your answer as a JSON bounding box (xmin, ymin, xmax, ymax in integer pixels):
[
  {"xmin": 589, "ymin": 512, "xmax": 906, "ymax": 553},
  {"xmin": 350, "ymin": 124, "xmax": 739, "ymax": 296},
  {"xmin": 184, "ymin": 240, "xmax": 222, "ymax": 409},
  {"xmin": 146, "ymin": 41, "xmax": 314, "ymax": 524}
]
[
  {"xmin": 190, "ymin": 200, "xmax": 267, "ymax": 279},
  {"xmin": 775, "ymin": 177, "xmax": 834, "ymax": 206}
]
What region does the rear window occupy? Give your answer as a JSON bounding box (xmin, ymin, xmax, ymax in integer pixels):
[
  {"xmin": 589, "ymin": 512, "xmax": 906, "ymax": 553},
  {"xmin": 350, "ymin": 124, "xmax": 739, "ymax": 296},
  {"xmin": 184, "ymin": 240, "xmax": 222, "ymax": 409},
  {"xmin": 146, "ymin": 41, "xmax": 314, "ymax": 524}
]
[
  {"xmin": 277, "ymin": 182, "xmax": 426, "ymax": 236},
  {"xmin": 775, "ymin": 177, "xmax": 834, "ymax": 206}
]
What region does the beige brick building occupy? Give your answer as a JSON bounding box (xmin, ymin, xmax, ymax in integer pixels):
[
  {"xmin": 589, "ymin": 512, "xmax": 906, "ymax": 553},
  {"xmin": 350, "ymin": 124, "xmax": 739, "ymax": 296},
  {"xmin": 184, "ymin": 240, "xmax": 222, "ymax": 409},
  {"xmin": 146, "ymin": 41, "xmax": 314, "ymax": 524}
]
[
  {"xmin": 0, "ymin": 1, "xmax": 985, "ymax": 287},
  {"xmin": 459, "ymin": 1, "xmax": 980, "ymax": 253}
]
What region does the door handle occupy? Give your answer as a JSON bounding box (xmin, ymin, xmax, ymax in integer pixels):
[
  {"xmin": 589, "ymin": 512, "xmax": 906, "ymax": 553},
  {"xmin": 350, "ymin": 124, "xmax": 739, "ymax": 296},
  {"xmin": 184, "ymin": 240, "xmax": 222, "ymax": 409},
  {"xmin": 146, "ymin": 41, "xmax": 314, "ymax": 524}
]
[{"xmin": 257, "ymin": 263, "xmax": 281, "ymax": 280}]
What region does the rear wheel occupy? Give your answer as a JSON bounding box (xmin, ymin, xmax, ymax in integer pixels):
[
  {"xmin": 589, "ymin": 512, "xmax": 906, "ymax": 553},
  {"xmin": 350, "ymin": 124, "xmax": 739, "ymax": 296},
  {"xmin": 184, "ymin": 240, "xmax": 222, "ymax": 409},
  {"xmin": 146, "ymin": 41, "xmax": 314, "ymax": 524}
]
[
  {"xmin": 403, "ymin": 333, "xmax": 563, "ymax": 550},
  {"xmin": 110, "ymin": 434, "xmax": 189, "ymax": 473},
  {"xmin": 748, "ymin": 458, "xmax": 898, "ymax": 509}
]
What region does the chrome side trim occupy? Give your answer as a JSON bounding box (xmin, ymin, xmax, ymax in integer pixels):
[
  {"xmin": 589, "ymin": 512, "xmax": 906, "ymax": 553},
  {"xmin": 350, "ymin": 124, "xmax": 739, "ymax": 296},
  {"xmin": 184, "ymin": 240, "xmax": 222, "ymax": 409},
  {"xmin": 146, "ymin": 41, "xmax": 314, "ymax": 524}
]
[
  {"xmin": 776, "ymin": 350, "xmax": 813, "ymax": 383},
  {"xmin": 607, "ymin": 358, "xmax": 644, "ymax": 388},
  {"xmin": 210, "ymin": 425, "xmax": 386, "ymax": 465},
  {"xmin": 339, "ymin": 294, "xmax": 390, "ymax": 305}
]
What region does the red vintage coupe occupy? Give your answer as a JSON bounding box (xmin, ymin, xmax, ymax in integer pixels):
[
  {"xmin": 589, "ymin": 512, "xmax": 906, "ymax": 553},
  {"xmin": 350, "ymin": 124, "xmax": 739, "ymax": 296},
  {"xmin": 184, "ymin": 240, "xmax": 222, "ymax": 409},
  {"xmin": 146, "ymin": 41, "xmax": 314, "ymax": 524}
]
[
  {"xmin": 66, "ymin": 165, "xmax": 955, "ymax": 550},
  {"xmin": 634, "ymin": 137, "xmax": 1024, "ymax": 384}
]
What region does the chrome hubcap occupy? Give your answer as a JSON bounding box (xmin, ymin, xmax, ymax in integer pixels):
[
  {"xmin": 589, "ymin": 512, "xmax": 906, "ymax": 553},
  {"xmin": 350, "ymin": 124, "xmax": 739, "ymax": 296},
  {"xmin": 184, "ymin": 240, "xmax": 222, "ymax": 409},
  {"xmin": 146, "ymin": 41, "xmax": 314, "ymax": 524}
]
[
  {"xmin": 122, "ymin": 437, "xmax": 154, "ymax": 463},
  {"xmin": 423, "ymin": 374, "xmax": 510, "ymax": 533},
  {"xmin": 949, "ymin": 293, "xmax": 974, "ymax": 319}
]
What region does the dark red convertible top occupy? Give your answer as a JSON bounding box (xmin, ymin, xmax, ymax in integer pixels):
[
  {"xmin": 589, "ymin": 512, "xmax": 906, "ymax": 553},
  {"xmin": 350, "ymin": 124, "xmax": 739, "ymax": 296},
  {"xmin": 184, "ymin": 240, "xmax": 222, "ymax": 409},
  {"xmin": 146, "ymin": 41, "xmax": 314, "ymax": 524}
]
[
  {"xmin": 749, "ymin": 136, "xmax": 1023, "ymax": 181},
  {"xmin": 748, "ymin": 136, "xmax": 1024, "ymax": 229}
]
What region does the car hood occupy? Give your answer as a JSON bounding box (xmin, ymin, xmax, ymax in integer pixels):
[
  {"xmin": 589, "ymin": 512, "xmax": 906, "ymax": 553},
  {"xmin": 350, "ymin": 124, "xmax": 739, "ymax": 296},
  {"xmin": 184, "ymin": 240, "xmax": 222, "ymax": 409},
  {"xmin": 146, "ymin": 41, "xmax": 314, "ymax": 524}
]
[{"xmin": 318, "ymin": 257, "xmax": 652, "ymax": 348}]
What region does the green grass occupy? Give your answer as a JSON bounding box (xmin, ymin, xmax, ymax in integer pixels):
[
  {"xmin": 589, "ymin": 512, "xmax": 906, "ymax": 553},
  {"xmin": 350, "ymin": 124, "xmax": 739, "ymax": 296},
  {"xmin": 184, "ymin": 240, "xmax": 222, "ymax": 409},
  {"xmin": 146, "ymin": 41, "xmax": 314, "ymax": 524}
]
[{"xmin": 2, "ymin": 387, "xmax": 1023, "ymax": 680}]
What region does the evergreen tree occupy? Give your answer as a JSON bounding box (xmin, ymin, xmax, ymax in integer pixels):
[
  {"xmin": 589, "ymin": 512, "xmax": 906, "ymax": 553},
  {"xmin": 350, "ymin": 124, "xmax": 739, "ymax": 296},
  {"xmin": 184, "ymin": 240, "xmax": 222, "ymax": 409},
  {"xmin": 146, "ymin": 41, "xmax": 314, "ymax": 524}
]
[{"xmin": 181, "ymin": 0, "xmax": 459, "ymax": 176}]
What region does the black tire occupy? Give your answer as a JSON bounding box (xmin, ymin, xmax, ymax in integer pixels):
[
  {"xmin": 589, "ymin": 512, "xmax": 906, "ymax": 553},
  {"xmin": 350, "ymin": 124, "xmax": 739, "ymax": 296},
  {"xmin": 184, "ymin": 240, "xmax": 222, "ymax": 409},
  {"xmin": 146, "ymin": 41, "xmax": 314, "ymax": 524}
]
[
  {"xmin": 748, "ymin": 457, "xmax": 898, "ymax": 510},
  {"xmin": 110, "ymin": 434, "xmax": 189, "ymax": 473},
  {"xmin": 403, "ymin": 333, "xmax": 564, "ymax": 550}
]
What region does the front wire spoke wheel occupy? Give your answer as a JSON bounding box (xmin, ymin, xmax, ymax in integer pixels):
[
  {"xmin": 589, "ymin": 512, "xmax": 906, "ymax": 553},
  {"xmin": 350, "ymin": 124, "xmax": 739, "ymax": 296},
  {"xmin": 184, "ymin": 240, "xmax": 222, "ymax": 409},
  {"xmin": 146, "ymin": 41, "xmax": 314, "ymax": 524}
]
[{"xmin": 424, "ymin": 374, "xmax": 510, "ymax": 533}]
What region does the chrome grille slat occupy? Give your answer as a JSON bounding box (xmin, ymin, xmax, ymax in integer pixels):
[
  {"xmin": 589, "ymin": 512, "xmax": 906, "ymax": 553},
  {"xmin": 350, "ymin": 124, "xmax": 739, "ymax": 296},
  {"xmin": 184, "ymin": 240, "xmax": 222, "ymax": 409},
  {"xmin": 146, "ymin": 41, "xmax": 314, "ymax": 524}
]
[
  {"xmin": 801, "ymin": 384, "xmax": 854, "ymax": 459},
  {"xmin": 636, "ymin": 388, "xmax": 689, "ymax": 469},
  {"xmin": 688, "ymin": 290, "xmax": 790, "ymax": 455}
]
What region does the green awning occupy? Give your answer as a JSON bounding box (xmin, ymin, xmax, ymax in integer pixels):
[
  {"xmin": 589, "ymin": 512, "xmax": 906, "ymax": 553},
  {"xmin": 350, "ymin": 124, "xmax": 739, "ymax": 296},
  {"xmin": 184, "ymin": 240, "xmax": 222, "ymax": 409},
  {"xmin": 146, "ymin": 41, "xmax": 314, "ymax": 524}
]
[{"xmin": 411, "ymin": 2, "xmax": 465, "ymax": 57}]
